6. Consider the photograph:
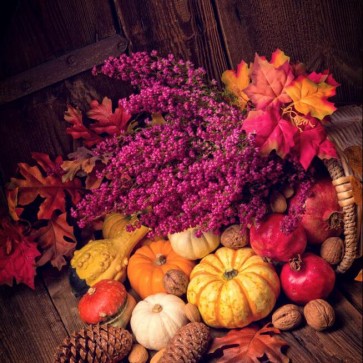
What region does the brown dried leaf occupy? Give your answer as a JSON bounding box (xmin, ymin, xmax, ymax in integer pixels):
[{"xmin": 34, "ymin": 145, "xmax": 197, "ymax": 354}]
[
  {"xmin": 209, "ymin": 323, "xmax": 289, "ymax": 363},
  {"xmin": 344, "ymin": 146, "xmax": 362, "ymax": 179}
]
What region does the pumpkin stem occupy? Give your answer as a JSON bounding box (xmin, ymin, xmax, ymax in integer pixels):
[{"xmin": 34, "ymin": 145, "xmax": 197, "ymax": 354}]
[
  {"xmin": 289, "ymin": 254, "xmax": 302, "ymax": 271},
  {"xmin": 155, "ymin": 254, "xmax": 167, "ymax": 265},
  {"xmin": 223, "ymin": 268, "xmax": 238, "ymax": 280},
  {"xmin": 152, "ymin": 304, "xmax": 163, "ymax": 313}
]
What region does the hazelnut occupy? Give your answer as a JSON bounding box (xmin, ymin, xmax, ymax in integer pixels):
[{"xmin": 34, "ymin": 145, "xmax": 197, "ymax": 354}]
[
  {"xmin": 303, "ymin": 299, "xmax": 335, "ymax": 331},
  {"xmin": 270, "ymin": 191, "xmax": 287, "ymax": 213},
  {"xmin": 282, "ymin": 185, "xmax": 295, "ymax": 199},
  {"xmin": 184, "ymin": 303, "xmax": 202, "ymax": 322},
  {"xmin": 272, "ymin": 304, "xmax": 303, "ymax": 330},
  {"xmin": 221, "ymin": 224, "xmax": 249, "ymax": 249},
  {"xmin": 150, "ymin": 348, "xmax": 165, "ymax": 363},
  {"xmin": 163, "ymin": 269, "xmax": 189, "ymax": 296},
  {"xmin": 128, "ymin": 343, "xmax": 148, "ymax": 363},
  {"xmin": 320, "ymin": 237, "xmax": 344, "ymax": 265}
]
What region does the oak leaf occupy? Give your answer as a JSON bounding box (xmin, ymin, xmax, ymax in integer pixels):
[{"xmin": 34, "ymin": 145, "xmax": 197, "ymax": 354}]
[
  {"xmin": 244, "ymin": 53, "xmax": 294, "ymax": 110},
  {"xmin": 7, "ymin": 153, "xmax": 83, "ymax": 220},
  {"xmin": 285, "ymin": 75, "xmax": 337, "ymax": 120},
  {"xmin": 222, "ymin": 60, "xmax": 250, "ymax": 109},
  {"xmin": 32, "ymin": 213, "xmax": 76, "ymax": 270},
  {"xmin": 64, "ymin": 105, "xmax": 102, "ymax": 147},
  {"xmin": 242, "ymin": 107, "xmax": 298, "ymax": 158},
  {"xmin": 87, "ymin": 97, "xmax": 131, "ymax": 135},
  {"xmin": 0, "ymin": 218, "xmax": 41, "ymax": 289},
  {"xmin": 209, "ymin": 323, "xmax": 289, "ymax": 363}
]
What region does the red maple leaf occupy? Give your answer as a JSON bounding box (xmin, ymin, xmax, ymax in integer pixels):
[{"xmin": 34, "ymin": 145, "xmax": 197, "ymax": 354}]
[
  {"xmin": 32, "ymin": 213, "xmax": 76, "ymax": 270},
  {"xmin": 7, "ymin": 153, "xmax": 83, "ymax": 220},
  {"xmin": 0, "ymin": 218, "xmax": 41, "ymax": 289},
  {"xmin": 242, "ymin": 107, "xmax": 298, "ymax": 158},
  {"xmin": 209, "ymin": 323, "xmax": 289, "ymax": 363},
  {"xmin": 64, "ymin": 105, "xmax": 103, "ymax": 147},
  {"xmin": 87, "ymin": 97, "xmax": 131, "ymax": 135},
  {"xmin": 244, "ymin": 53, "xmax": 294, "ymax": 110}
]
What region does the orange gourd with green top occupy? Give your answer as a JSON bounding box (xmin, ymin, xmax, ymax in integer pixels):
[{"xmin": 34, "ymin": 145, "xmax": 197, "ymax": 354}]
[{"xmin": 127, "ymin": 240, "xmax": 195, "ymax": 299}]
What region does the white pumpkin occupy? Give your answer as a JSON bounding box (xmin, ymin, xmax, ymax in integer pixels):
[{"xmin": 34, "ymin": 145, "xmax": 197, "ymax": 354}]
[
  {"xmin": 130, "ymin": 293, "xmax": 188, "ymax": 350},
  {"xmin": 168, "ymin": 228, "xmax": 220, "ymax": 260}
]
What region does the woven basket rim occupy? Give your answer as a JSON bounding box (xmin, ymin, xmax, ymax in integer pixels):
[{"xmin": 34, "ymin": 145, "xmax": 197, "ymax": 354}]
[{"xmin": 324, "ymin": 158, "xmax": 359, "ymax": 273}]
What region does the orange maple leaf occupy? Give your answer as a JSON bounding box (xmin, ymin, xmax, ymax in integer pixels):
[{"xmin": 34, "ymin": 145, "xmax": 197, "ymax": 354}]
[
  {"xmin": 285, "ymin": 75, "xmax": 337, "ymax": 120},
  {"xmin": 270, "ymin": 49, "xmax": 290, "ymax": 68},
  {"xmin": 222, "ymin": 60, "xmax": 250, "ymax": 109},
  {"xmin": 32, "ymin": 212, "xmax": 76, "ymax": 270},
  {"xmin": 209, "ymin": 323, "xmax": 289, "ymax": 363},
  {"xmin": 7, "ymin": 153, "xmax": 83, "ymax": 220}
]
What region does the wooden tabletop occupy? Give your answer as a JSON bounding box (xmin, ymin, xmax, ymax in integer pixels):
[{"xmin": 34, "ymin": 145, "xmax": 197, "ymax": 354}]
[{"xmin": 0, "ymin": 263, "xmax": 362, "ymax": 363}]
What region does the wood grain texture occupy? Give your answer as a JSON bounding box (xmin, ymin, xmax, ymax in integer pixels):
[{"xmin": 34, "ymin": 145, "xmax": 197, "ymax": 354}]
[
  {"xmin": 114, "ymin": 0, "xmax": 229, "ymax": 82},
  {"xmin": 0, "ymin": 0, "xmax": 117, "ymax": 78},
  {"xmin": 214, "ymin": 0, "xmax": 362, "ymax": 104},
  {"xmin": 0, "ymin": 275, "xmax": 67, "ymax": 363}
]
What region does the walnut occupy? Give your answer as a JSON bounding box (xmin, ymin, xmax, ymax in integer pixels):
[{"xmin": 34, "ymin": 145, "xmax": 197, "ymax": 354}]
[
  {"xmin": 272, "ymin": 304, "xmax": 303, "ymax": 331},
  {"xmin": 221, "ymin": 225, "xmax": 249, "ymax": 249},
  {"xmin": 163, "ymin": 269, "xmax": 189, "ymax": 296},
  {"xmin": 303, "ymin": 299, "xmax": 335, "ymax": 331},
  {"xmin": 320, "ymin": 237, "xmax": 344, "ymax": 265}
]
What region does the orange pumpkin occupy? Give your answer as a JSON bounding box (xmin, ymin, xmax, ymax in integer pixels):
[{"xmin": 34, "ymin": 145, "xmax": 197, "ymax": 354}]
[{"xmin": 127, "ymin": 240, "xmax": 195, "ymax": 299}]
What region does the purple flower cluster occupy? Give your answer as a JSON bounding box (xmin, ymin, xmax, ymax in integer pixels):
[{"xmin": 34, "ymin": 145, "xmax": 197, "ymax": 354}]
[{"xmin": 75, "ymin": 52, "xmax": 312, "ymax": 236}]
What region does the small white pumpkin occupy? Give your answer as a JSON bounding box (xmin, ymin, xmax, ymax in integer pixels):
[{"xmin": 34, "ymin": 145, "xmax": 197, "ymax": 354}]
[
  {"xmin": 168, "ymin": 228, "xmax": 220, "ymax": 260},
  {"xmin": 130, "ymin": 293, "xmax": 188, "ymax": 350}
]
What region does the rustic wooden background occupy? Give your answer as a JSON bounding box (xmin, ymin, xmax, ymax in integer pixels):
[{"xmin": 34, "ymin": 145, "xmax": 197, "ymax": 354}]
[
  {"xmin": 0, "ymin": 1, "xmax": 362, "ymax": 362},
  {"xmin": 0, "ymin": 0, "xmax": 362, "ymax": 197}
]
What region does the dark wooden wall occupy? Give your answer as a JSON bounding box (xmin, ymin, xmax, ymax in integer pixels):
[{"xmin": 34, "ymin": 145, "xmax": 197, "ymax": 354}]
[{"xmin": 0, "ymin": 0, "xmax": 362, "ymax": 202}]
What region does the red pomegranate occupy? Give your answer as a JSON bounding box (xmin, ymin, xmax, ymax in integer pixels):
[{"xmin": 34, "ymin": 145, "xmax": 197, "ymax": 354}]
[
  {"xmin": 280, "ymin": 252, "xmax": 336, "ymax": 305},
  {"xmin": 289, "ymin": 178, "xmax": 342, "ymax": 244},
  {"xmin": 250, "ymin": 213, "xmax": 307, "ymax": 262}
]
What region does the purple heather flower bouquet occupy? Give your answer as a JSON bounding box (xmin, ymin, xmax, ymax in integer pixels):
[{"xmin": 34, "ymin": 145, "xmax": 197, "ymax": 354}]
[{"xmin": 73, "ymin": 50, "xmax": 317, "ymax": 236}]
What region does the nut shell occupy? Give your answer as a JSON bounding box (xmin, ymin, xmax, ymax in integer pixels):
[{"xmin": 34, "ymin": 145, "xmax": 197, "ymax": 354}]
[
  {"xmin": 220, "ymin": 225, "xmax": 249, "ymax": 249},
  {"xmin": 150, "ymin": 349, "xmax": 166, "ymax": 363},
  {"xmin": 184, "ymin": 303, "xmax": 202, "ymax": 323},
  {"xmin": 272, "ymin": 304, "xmax": 303, "ymax": 330},
  {"xmin": 163, "ymin": 269, "xmax": 189, "ymax": 296},
  {"xmin": 303, "ymin": 299, "xmax": 335, "ymax": 331},
  {"xmin": 128, "ymin": 343, "xmax": 148, "ymax": 363},
  {"xmin": 270, "ymin": 191, "xmax": 287, "ymax": 213},
  {"xmin": 320, "ymin": 237, "xmax": 344, "ymax": 265}
]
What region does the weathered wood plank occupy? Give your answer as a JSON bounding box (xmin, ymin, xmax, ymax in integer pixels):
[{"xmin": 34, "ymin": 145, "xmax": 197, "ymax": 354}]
[
  {"xmin": 214, "ymin": 0, "xmax": 362, "ymax": 104},
  {"xmin": 0, "ymin": 34, "xmax": 128, "ymax": 104},
  {"xmin": 0, "ymin": 275, "xmax": 67, "ymax": 363},
  {"xmin": 42, "ymin": 265, "xmax": 84, "ymax": 335},
  {"xmin": 0, "ymin": 0, "xmax": 117, "ymax": 78},
  {"xmin": 114, "ymin": 0, "xmax": 229, "ymax": 83}
]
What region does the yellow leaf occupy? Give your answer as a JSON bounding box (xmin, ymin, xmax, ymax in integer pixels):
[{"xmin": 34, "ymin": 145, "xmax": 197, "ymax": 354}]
[
  {"xmin": 270, "ymin": 49, "xmax": 290, "ymax": 68},
  {"xmin": 222, "ymin": 60, "xmax": 250, "ymax": 109},
  {"xmin": 285, "ymin": 76, "xmax": 337, "ymax": 120}
]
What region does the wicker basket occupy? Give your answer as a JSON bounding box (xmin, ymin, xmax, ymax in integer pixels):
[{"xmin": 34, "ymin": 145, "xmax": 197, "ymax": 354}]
[{"xmin": 324, "ymin": 105, "xmax": 362, "ymax": 273}]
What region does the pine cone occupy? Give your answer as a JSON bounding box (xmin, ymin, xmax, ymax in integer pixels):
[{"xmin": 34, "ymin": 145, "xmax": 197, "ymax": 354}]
[
  {"xmin": 159, "ymin": 322, "xmax": 211, "ymax": 363},
  {"xmin": 54, "ymin": 324, "xmax": 133, "ymax": 363}
]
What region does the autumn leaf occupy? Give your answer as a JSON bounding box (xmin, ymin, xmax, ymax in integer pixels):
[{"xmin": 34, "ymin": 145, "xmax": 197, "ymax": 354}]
[
  {"xmin": 242, "ymin": 107, "xmax": 298, "ymax": 158},
  {"xmin": 294, "ymin": 120, "xmax": 338, "ymax": 170},
  {"xmin": 6, "ymin": 188, "xmax": 23, "ymax": 221},
  {"xmin": 270, "ymin": 49, "xmax": 290, "ymax": 68},
  {"xmin": 285, "ymin": 75, "xmax": 337, "ymax": 120},
  {"xmin": 87, "ymin": 97, "xmax": 131, "ymax": 135},
  {"xmin": 209, "ymin": 323, "xmax": 289, "ymax": 363},
  {"xmin": 32, "ymin": 213, "xmax": 76, "ymax": 270},
  {"xmin": 222, "ymin": 60, "xmax": 250, "ymax": 109},
  {"xmin": 343, "ymin": 146, "xmax": 362, "ymax": 179},
  {"xmin": 0, "ymin": 218, "xmax": 41, "ymax": 289},
  {"xmin": 7, "ymin": 153, "xmax": 83, "ymax": 220},
  {"xmin": 244, "ymin": 53, "xmax": 294, "ymax": 110},
  {"xmin": 64, "ymin": 105, "xmax": 102, "ymax": 147}
]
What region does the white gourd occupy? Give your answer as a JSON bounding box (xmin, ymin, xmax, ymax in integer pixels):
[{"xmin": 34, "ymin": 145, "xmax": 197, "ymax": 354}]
[
  {"xmin": 130, "ymin": 293, "xmax": 188, "ymax": 350},
  {"xmin": 168, "ymin": 228, "xmax": 220, "ymax": 260}
]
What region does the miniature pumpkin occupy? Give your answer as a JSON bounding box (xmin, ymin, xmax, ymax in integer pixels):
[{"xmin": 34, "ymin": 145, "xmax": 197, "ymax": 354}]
[
  {"xmin": 78, "ymin": 279, "xmax": 136, "ymax": 328},
  {"xmin": 130, "ymin": 293, "xmax": 188, "ymax": 350},
  {"xmin": 70, "ymin": 213, "xmax": 149, "ymax": 295},
  {"xmin": 127, "ymin": 240, "xmax": 195, "ymax": 299},
  {"xmin": 168, "ymin": 228, "xmax": 220, "ymax": 260},
  {"xmin": 187, "ymin": 247, "xmax": 280, "ymax": 328}
]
